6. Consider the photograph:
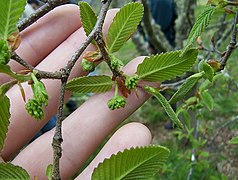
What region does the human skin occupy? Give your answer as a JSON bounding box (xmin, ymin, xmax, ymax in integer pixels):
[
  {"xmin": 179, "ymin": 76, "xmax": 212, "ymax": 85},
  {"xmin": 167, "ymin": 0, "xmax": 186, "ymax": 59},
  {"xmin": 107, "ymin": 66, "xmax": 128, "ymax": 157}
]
[{"xmin": 0, "ymin": 4, "xmax": 156, "ymax": 179}]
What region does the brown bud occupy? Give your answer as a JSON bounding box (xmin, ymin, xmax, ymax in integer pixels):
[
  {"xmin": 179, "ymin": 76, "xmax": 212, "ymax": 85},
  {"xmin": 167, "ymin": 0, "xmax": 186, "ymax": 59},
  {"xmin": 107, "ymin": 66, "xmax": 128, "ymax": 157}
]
[
  {"xmin": 7, "ymin": 31, "xmax": 21, "ymax": 51},
  {"xmin": 207, "ymin": 59, "xmax": 222, "ymax": 72},
  {"xmin": 83, "ymin": 51, "xmax": 103, "ymax": 62},
  {"xmin": 197, "ymin": 36, "xmax": 203, "ymax": 46}
]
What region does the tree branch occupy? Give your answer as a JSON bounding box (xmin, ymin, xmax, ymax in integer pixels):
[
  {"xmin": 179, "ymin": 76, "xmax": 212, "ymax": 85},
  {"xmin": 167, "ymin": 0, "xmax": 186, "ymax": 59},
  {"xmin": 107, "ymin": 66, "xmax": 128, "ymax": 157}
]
[
  {"xmin": 51, "ymin": 0, "xmax": 112, "ymax": 179},
  {"xmin": 219, "ymin": 9, "xmax": 238, "ymax": 68},
  {"xmin": 11, "ymin": 52, "xmax": 63, "ymax": 79},
  {"xmin": 18, "ymin": 0, "xmax": 69, "ymax": 31}
]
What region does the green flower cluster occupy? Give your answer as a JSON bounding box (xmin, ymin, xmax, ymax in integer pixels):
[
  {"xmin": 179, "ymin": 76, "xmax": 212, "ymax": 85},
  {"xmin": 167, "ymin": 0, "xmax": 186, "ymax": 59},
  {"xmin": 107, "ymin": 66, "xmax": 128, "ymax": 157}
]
[
  {"xmin": 107, "ymin": 95, "xmax": 126, "ymax": 110},
  {"xmin": 125, "ymin": 74, "xmax": 139, "ymax": 89},
  {"xmin": 0, "ymin": 39, "xmax": 10, "ymax": 65},
  {"xmin": 81, "ymin": 59, "xmax": 95, "ymax": 72},
  {"xmin": 109, "ymin": 54, "xmax": 124, "ymax": 71},
  {"xmin": 25, "ymin": 73, "xmax": 49, "ymax": 120},
  {"xmin": 32, "ymin": 80, "xmax": 48, "ymax": 106},
  {"xmin": 25, "ymin": 99, "xmax": 44, "ymax": 120}
]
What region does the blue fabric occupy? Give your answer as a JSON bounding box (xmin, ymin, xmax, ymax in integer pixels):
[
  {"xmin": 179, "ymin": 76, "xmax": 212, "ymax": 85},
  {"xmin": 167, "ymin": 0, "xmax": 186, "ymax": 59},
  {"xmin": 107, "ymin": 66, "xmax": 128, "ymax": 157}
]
[
  {"xmin": 30, "ymin": 115, "xmax": 57, "ymax": 142},
  {"xmin": 149, "ymin": 0, "xmax": 176, "ymax": 45}
]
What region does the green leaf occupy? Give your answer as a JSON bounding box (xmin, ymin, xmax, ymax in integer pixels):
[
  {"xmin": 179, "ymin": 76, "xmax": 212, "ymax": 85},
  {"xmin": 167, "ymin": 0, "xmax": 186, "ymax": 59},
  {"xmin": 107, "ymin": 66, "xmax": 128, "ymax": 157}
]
[
  {"xmin": 92, "ymin": 145, "xmax": 170, "ymax": 180},
  {"xmin": 144, "ymin": 86, "xmax": 184, "ymax": 129},
  {"xmin": 0, "ymin": 81, "xmax": 16, "ymax": 97},
  {"xmin": 228, "ymin": 136, "xmax": 238, "ymax": 145},
  {"xmin": 181, "ymin": 5, "xmax": 216, "ymax": 56},
  {"xmin": 0, "ymin": 163, "xmax": 30, "ymax": 179},
  {"xmin": 203, "ymin": 63, "xmax": 214, "ymax": 82},
  {"xmin": 0, "ymin": 39, "xmax": 10, "ymax": 65},
  {"xmin": 46, "ymin": 164, "xmax": 53, "ymax": 180},
  {"xmin": 0, "ymin": 0, "xmax": 27, "ymax": 39},
  {"xmin": 0, "ymin": 95, "xmax": 10, "ymax": 152},
  {"xmin": 137, "ymin": 49, "xmax": 198, "ymax": 82},
  {"xmin": 169, "ymin": 72, "xmax": 204, "ymax": 104},
  {"xmin": 200, "ymin": 90, "xmax": 214, "ymax": 111},
  {"xmin": 79, "ymin": 2, "xmax": 97, "ymax": 37},
  {"xmin": 107, "ymin": 2, "xmax": 144, "ymax": 53},
  {"xmin": 66, "ymin": 76, "xmax": 115, "ymax": 93}
]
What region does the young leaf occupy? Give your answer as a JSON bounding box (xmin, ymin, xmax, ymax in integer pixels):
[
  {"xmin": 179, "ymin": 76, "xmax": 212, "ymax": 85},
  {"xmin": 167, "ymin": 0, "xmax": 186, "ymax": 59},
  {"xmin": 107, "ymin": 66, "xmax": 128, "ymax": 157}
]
[
  {"xmin": 92, "ymin": 145, "xmax": 170, "ymax": 180},
  {"xmin": 107, "ymin": 2, "xmax": 144, "ymax": 53},
  {"xmin": 169, "ymin": 72, "xmax": 204, "ymax": 104},
  {"xmin": 200, "ymin": 90, "xmax": 214, "ymax": 111},
  {"xmin": 46, "ymin": 164, "xmax": 53, "ymax": 180},
  {"xmin": 228, "ymin": 136, "xmax": 238, "ymax": 145},
  {"xmin": 0, "ymin": 0, "xmax": 27, "ymax": 39},
  {"xmin": 144, "ymin": 86, "xmax": 184, "ymax": 129},
  {"xmin": 0, "ymin": 95, "xmax": 10, "ymax": 152},
  {"xmin": 181, "ymin": 6, "xmax": 216, "ymax": 56},
  {"xmin": 66, "ymin": 76, "xmax": 115, "ymax": 93},
  {"xmin": 203, "ymin": 62, "xmax": 214, "ymax": 82},
  {"xmin": 137, "ymin": 49, "xmax": 198, "ymax": 82},
  {"xmin": 79, "ymin": 2, "xmax": 97, "ymax": 37},
  {"xmin": 0, "ymin": 163, "xmax": 30, "ymax": 179}
]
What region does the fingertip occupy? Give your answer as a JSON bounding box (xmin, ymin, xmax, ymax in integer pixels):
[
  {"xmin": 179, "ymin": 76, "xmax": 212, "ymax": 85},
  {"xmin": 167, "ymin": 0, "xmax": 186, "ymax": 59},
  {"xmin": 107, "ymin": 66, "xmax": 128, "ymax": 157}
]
[{"xmin": 76, "ymin": 122, "xmax": 151, "ymax": 180}]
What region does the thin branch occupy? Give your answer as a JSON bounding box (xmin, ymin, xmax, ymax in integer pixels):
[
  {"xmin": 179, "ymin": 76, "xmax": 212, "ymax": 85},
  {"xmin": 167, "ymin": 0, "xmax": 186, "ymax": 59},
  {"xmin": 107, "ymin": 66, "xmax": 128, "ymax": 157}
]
[
  {"xmin": 18, "ymin": 0, "xmax": 69, "ymax": 31},
  {"xmin": 216, "ymin": 25, "xmax": 233, "ymax": 48},
  {"xmin": 161, "ymin": 79, "xmax": 186, "ymax": 90},
  {"xmin": 11, "ymin": 52, "xmax": 63, "ymax": 79},
  {"xmin": 220, "ymin": 9, "xmax": 238, "ymax": 68},
  {"xmin": 11, "ymin": 52, "xmax": 34, "ymax": 70},
  {"xmin": 209, "ymin": 116, "xmax": 238, "ymax": 145},
  {"xmin": 187, "ymin": 118, "xmax": 200, "ymax": 180},
  {"xmin": 51, "ymin": 0, "xmax": 112, "ymax": 179},
  {"xmin": 52, "ymin": 77, "xmax": 67, "ymax": 180}
]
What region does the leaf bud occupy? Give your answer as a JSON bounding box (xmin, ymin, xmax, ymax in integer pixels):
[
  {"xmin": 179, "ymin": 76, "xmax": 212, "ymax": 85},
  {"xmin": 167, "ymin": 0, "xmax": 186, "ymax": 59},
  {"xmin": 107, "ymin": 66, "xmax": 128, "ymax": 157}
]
[
  {"xmin": 109, "ymin": 54, "xmax": 124, "ymax": 71},
  {"xmin": 207, "ymin": 59, "xmax": 222, "ymax": 72},
  {"xmin": 81, "ymin": 59, "xmax": 95, "ymax": 72}
]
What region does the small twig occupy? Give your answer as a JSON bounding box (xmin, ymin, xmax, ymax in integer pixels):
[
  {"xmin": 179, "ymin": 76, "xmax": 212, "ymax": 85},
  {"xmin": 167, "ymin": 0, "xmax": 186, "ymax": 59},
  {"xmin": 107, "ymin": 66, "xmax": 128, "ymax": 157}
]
[
  {"xmin": 187, "ymin": 119, "xmax": 200, "ymax": 180},
  {"xmin": 52, "ymin": 76, "xmax": 67, "ymax": 180},
  {"xmin": 18, "ymin": 0, "xmax": 69, "ymax": 31},
  {"xmin": 51, "ymin": 0, "xmax": 112, "ymax": 179},
  {"xmin": 220, "ymin": 9, "xmax": 238, "ymax": 68},
  {"xmin": 216, "ymin": 22, "xmax": 234, "ymax": 48},
  {"xmin": 11, "ymin": 52, "xmax": 63, "ymax": 79},
  {"xmin": 161, "ymin": 79, "xmax": 186, "ymax": 90},
  {"xmin": 11, "ymin": 52, "xmax": 34, "ymax": 70},
  {"xmin": 209, "ymin": 116, "xmax": 238, "ymax": 145}
]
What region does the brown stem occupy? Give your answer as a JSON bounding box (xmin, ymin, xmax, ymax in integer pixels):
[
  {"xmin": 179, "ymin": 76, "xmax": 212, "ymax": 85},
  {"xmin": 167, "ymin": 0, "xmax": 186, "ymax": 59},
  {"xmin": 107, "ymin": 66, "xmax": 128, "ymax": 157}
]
[
  {"xmin": 52, "ymin": 75, "xmax": 67, "ymax": 180},
  {"xmin": 18, "ymin": 0, "xmax": 69, "ymax": 31},
  {"xmin": 51, "ymin": 0, "xmax": 112, "ymax": 179},
  {"xmin": 220, "ymin": 9, "xmax": 238, "ymax": 68},
  {"xmin": 11, "ymin": 52, "xmax": 63, "ymax": 79},
  {"xmin": 11, "ymin": 52, "xmax": 34, "ymax": 70}
]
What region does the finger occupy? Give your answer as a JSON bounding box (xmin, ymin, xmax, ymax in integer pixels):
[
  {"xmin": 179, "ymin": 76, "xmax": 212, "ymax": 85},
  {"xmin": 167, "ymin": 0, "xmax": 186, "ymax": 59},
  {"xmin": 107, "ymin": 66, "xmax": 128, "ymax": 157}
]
[
  {"xmin": 2, "ymin": 9, "xmax": 119, "ymax": 161},
  {"xmin": 12, "ymin": 56, "xmax": 158, "ymax": 179},
  {"xmin": 76, "ymin": 122, "xmax": 152, "ymax": 180},
  {"xmin": 0, "ymin": 4, "xmax": 82, "ymax": 83}
]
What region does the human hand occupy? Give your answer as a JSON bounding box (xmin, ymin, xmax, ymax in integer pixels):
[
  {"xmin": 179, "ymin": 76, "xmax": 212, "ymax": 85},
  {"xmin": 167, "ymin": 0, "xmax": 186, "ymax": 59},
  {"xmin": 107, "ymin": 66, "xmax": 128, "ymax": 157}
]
[{"xmin": 1, "ymin": 4, "xmax": 153, "ymax": 179}]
